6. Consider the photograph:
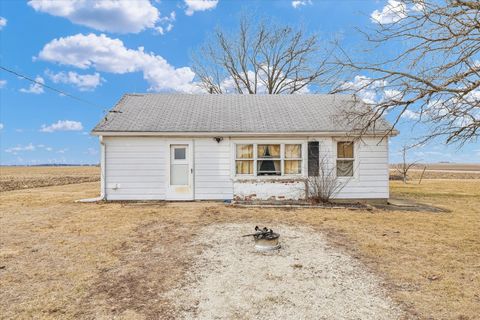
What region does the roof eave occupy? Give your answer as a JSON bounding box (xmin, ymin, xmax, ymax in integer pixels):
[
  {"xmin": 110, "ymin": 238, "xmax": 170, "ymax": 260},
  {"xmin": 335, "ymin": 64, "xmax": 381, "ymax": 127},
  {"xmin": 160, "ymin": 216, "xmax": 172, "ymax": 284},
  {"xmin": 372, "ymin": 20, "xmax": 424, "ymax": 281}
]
[{"xmin": 91, "ymin": 130, "xmax": 398, "ymax": 137}]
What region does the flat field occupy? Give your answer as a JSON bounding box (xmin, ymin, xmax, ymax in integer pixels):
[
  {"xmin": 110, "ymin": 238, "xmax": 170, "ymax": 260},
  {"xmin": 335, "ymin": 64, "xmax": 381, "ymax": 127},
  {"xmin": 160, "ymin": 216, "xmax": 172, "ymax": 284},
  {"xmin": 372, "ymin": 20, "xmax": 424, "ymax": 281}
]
[
  {"xmin": 0, "ymin": 166, "xmax": 100, "ymax": 192},
  {"xmin": 0, "ymin": 166, "xmax": 479, "ymax": 319}
]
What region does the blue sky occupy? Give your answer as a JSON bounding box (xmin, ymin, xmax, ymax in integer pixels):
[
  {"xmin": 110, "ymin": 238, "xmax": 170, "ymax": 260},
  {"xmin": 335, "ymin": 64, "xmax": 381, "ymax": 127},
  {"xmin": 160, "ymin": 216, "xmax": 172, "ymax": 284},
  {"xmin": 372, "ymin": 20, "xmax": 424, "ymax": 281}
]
[{"xmin": 0, "ymin": 0, "xmax": 478, "ymax": 165}]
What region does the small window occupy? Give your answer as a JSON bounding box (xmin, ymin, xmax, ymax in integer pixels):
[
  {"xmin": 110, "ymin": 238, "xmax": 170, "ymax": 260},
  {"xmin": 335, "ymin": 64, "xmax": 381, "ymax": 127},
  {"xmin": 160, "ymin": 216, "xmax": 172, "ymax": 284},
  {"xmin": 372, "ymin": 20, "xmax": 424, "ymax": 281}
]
[
  {"xmin": 285, "ymin": 144, "xmax": 302, "ymax": 174},
  {"xmin": 337, "ymin": 142, "xmax": 354, "ymax": 177},
  {"xmin": 174, "ymin": 147, "xmax": 186, "ymax": 160},
  {"xmin": 257, "ymin": 144, "xmax": 281, "ymax": 175},
  {"xmin": 308, "ymin": 141, "xmax": 319, "ymax": 176},
  {"xmin": 235, "ymin": 144, "xmax": 253, "ymax": 174}
]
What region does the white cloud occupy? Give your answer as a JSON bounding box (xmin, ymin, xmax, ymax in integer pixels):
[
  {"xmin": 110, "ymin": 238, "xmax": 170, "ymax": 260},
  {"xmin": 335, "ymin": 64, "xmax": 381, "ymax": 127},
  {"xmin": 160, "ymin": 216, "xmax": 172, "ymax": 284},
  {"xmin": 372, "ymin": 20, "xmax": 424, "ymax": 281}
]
[
  {"xmin": 0, "ymin": 123, "xmax": 3, "ymax": 130},
  {"xmin": 86, "ymin": 147, "xmax": 98, "ymax": 155},
  {"xmin": 0, "ymin": 17, "xmax": 6, "ymax": 30},
  {"xmin": 0, "ymin": 80, "xmax": 6, "ymax": 88},
  {"xmin": 371, "ymin": 0, "xmax": 407, "ymax": 24},
  {"xmin": 19, "ymin": 76, "xmax": 45, "ymax": 94},
  {"xmin": 155, "ymin": 11, "xmax": 175, "ymax": 35},
  {"xmin": 184, "ymin": 0, "xmax": 218, "ymax": 16},
  {"xmin": 155, "ymin": 23, "xmax": 174, "ymax": 35},
  {"xmin": 401, "ymin": 109, "xmax": 420, "ymax": 120},
  {"xmin": 5, "ymin": 143, "xmax": 36, "ymax": 155},
  {"xmin": 411, "ymin": 1, "xmax": 424, "ymax": 12},
  {"xmin": 40, "ymin": 120, "xmax": 83, "ymax": 133},
  {"xmin": 27, "ymin": 0, "xmax": 159, "ymax": 34},
  {"xmin": 292, "ymin": 0, "xmax": 312, "ymax": 9},
  {"xmin": 46, "ymin": 70, "xmax": 103, "ymax": 91},
  {"xmin": 57, "ymin": 148, "xmax": 68, "ymax": 154},
  {"xmin": 37, "ymin": 33, "xmax": 197, "ymax": 92},
  {"xmin": 37, "ymin": 144, "xmax": 53, "ymax": 152},
  {"xmin": 340, "ymin": 75, "xmax": 387, "ymax": 105},
  {"xmin": 425, "ymin": 89, "xmax": 480, "ymax": 127}
]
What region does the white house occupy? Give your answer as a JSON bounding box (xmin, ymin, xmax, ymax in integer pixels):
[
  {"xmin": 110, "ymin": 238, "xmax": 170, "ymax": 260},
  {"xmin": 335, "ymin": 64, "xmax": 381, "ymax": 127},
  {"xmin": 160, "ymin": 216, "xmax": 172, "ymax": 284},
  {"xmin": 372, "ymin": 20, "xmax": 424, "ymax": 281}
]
[{"xmin": 92, "ymin": 94, "xmax": 397, "ymax": 201}]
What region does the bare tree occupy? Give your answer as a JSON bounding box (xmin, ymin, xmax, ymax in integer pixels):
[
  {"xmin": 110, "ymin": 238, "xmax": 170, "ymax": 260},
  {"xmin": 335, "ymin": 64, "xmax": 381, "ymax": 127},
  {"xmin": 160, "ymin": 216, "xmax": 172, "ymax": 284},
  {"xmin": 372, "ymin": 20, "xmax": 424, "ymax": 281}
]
[
  {"xmin": 305, "ymin": 155, "xmax": 348, "ymax": 203},
  {"xmin": 395, "ymin": 145, "xmax": 419, "ymax": 183},
  {"xmin": 191, "ymin": 15, "xmax": 332, "ymax": 94},
  {"xmin": 332, "ymin": 0, "xmax": 480, "ymax": 145}
]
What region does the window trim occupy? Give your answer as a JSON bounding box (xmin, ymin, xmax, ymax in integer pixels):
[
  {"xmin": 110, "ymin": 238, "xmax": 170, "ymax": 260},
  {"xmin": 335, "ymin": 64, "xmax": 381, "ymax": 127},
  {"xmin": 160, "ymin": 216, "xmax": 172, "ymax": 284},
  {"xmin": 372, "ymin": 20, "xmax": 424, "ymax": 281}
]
[
  {"xmin": 335, "ymin": 140, "xmax": 355, "ymax": 178},
  {"xmin": 284, "ymin": 144, "xmax": 303, "ymax": 175},
  {"xmin": 235, "ymin": 144, "xmax": 254, "ymax": 176},
  {"xmin": 257, "ymin": 144, "xmax": 281, "ymax": 176},
  {"xmin": 234, "ymin": 142, "xmax": 304, "ymax": 177}
]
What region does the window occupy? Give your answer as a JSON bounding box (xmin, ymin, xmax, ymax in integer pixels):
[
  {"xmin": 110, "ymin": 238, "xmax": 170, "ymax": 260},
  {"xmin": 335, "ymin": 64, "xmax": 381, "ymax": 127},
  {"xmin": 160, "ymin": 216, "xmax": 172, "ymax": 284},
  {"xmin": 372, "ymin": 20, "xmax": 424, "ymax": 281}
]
[
  {"xmin": 174, "ymin": 147, "xmax": 186, "ymax": 160},
  {"xmin": 307, "ymin": 141, "xmax": 319, "ymax": 176},
  {"xmin": 337, "ymin": 141, "xmax": 354, "ymax": 177},
  {"xmin": 235, "ymin": 143, "xmax": 302, "ymax": 176},
  {"xmin": 235, "ymin": 144, "xmax": 254, "ymax": 174},
  {"xmin": 285, "ymin": 144, "xmax": 302, "ymax": 174},
  {"xmin": 257, "ymin": 144, "xmax": 281, "ymax": 175}
]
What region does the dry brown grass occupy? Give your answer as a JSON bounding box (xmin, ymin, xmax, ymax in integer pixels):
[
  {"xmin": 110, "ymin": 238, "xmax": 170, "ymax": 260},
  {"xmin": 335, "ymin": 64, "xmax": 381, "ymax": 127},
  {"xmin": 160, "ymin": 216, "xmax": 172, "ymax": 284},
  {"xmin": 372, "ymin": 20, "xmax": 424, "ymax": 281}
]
[
  {"xmin": 0, "ymin": 168, "xmax": 479, "ymax": 319},
  {"xmin": 0, "ymin": 166, "xmax": 100, "ymax": 192}
]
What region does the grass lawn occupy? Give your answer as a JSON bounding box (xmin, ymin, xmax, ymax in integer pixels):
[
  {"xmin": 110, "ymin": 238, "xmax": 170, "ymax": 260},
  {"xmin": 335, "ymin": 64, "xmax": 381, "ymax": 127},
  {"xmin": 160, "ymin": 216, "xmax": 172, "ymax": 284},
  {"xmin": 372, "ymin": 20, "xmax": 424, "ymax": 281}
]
[{"xmin": 0, "ymin": 167, "xmax": 478, "ymax": 319}]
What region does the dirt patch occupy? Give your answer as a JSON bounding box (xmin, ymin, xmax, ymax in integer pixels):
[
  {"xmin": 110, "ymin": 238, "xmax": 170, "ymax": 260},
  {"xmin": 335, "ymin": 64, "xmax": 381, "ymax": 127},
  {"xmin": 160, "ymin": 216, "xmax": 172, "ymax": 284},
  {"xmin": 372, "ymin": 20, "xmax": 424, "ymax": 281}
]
[
  {"xmin": 80, "ymin": 221, "xmax": 196, "ymax": 319},
  {"xmin": 169, "ymin": 223, "xmax": 404, "ymax": 319}
]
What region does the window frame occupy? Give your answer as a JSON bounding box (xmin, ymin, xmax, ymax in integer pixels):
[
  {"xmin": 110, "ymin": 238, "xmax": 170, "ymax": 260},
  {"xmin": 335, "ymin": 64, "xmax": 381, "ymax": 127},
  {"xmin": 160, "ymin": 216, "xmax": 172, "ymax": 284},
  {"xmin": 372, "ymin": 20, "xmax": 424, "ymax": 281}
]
[
  {"xmin": 234, "ymin": 142, "xmax": 304, "ymax": 177},
  {"xmin": 284, "ymin": 144, "xmax": 303, "ymax": 175},
  {"xmin": 335, "ymin": 141, "xmax": 355, "ymax": 178},
  {"xmin": 257, "ymin": 144, "xmax": 282, "ymax": 176},
  {"xmin": 235, "ymin": 144, "xmax": 254, "ymax": 176}
]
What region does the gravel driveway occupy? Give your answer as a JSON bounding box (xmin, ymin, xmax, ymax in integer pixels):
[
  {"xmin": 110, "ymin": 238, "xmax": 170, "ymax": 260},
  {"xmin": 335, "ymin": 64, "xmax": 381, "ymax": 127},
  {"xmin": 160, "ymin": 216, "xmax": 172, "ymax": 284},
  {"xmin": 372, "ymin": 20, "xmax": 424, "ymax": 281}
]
[{"xmin": 168, "ymin": 223, "xmax": 403, "ymax": 319}]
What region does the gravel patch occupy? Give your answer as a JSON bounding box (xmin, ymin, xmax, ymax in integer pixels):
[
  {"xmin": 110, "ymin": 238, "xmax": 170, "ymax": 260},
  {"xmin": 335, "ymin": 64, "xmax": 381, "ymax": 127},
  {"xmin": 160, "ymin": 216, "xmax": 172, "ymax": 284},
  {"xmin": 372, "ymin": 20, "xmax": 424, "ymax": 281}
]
[{"xmin": 168, "ymin": 223, "xmax": 403, "ymax": 319}]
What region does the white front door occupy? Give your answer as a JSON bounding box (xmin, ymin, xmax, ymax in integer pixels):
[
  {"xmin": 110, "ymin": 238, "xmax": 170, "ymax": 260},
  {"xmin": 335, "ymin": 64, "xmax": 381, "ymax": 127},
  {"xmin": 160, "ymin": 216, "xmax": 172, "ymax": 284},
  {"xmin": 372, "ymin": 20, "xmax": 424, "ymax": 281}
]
[{"xmin": 167, "ymin": 143, "xmax": 193, "ymax": 200}]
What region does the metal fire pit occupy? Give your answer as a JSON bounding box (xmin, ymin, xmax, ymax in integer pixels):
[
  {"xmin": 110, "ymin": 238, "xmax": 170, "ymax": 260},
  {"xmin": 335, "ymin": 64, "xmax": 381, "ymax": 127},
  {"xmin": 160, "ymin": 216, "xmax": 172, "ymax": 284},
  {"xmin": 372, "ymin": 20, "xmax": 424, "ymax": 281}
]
[{"xmin": 243, "ymin": 226, "xmax": 280, "ymax": 251}]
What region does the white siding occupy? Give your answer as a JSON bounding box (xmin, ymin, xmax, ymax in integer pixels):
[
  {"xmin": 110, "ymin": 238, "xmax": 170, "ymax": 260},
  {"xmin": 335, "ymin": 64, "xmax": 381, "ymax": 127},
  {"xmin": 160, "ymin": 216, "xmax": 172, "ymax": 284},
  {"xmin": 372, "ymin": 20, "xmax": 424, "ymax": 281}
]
[
  {"xmin": 104, "ymin": 137, "xmax": 167, "ymax": 200},
  {"xmin": 194, "ymin": 138, "xmax": 233, "ymax": 200},
  {"xmin": 230, "ymin": 137, "xmax": 389, "ymax": 200},
  {"xmin": 334, "ymin": 137, "xmax": 389, "ymax": 199},
  {"xmin": 101, "ymin": 135, "xmax": 389, "ymax": 201}
]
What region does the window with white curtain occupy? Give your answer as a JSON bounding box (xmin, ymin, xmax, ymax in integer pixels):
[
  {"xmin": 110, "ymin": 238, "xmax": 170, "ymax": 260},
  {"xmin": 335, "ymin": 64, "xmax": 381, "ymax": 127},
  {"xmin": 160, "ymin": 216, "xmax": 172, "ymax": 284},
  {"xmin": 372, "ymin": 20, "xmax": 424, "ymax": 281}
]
[
  {"xmin": 336, "ymin": 141, "xmax": 354, "ymax": 177},
  {"xmin": 235, "ymin": 143, "xmax": 302, "ymax": 176},
  {"xmin": 257, "ymin": 144, "xmax": 281, "ymax": 175}
]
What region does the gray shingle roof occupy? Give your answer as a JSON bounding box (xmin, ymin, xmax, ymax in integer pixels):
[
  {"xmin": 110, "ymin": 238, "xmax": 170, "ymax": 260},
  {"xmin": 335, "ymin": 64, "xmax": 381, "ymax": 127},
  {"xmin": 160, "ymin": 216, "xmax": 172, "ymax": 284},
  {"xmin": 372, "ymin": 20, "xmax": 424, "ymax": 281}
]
[{"xmin": 92, "ymin": 94, "xmax": 394, "ymax": 134}]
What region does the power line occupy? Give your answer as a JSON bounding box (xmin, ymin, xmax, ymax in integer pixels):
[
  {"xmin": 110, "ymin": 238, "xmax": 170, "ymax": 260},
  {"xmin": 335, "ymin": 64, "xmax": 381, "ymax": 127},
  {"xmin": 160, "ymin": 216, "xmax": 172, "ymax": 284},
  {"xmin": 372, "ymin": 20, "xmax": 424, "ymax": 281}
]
[{"xmin": 0, "ymin": 65, "xmax": 103, "ymax": 109}]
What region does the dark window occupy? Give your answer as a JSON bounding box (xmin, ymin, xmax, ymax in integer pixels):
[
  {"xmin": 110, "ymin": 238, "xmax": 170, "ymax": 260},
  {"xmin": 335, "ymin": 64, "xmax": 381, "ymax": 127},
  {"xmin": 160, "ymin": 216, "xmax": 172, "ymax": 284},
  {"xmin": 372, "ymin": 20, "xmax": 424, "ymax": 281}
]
[
  {"xmin": 308, "ymin": 141, "xmax": 319, "ymax": 176},
  {"xmin": 174, "ymin": 148, "xmax": 186, "ymax": 160},
  {"xmin": 257, "ymin": 144, "xmax": 281, "ymax": 176}
]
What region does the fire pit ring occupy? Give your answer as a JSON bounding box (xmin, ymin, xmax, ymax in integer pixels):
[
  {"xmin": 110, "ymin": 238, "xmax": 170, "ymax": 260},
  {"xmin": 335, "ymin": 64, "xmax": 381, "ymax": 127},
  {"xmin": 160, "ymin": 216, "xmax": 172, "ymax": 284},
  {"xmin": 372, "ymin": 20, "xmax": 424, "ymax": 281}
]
[{"xmin": 243, "ymin": 226, "xmax": 281, "ymax": 251}]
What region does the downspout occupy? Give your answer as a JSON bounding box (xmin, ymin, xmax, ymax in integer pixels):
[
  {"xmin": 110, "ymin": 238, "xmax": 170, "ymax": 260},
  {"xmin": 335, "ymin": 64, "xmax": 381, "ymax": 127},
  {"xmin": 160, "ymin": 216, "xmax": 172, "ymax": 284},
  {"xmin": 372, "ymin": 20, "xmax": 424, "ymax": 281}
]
[{"xmin": 100, "ymin": 136, "xmax": 107, "ymax": 200}]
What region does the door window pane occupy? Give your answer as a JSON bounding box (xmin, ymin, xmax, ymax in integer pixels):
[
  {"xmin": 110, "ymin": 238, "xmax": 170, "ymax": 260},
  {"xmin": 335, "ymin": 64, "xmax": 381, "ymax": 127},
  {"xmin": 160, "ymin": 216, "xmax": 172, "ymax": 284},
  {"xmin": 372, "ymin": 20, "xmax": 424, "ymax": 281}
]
[{"xmin": 174, "ymin": 148, "xmax": 186, "ymax": 160}]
